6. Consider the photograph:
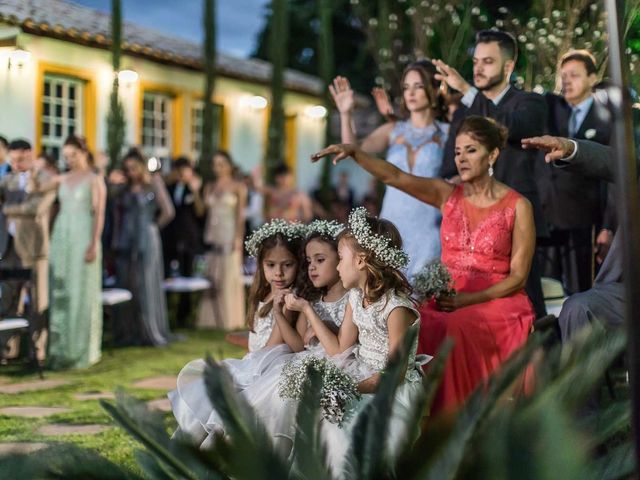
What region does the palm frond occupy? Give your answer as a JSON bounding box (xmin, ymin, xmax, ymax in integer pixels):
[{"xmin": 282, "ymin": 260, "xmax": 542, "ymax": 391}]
[
  {"xmin": 344, "ymin": 324, "xmax": 419, "ymax": 479},
  {"xmin": 202, "ymin": 355, "xmax": 291, "ymax": 479},
  {"xmin": 100, "ymin": 392, "xmax": 222, "ymax": 480},
  {"xmin": 290, "ymin": 368, "xmax": 333, "ymax": 479}
]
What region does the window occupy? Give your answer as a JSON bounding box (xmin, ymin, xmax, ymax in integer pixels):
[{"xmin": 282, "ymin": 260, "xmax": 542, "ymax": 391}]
[
  {"xmin": 41, "ymin": 75, "xmax": 84, "ymax": 165},
  {"xmin": 141, "ymin": 92, "xmax": 172, "ymax": 166},
  {"xmin": 191, "ymin": 101, "xmax": 223, "ymax": 162}
]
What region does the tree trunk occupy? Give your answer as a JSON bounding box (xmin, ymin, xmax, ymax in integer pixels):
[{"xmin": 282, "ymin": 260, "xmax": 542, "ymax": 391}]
[
  {"xmin": 106, "ymin": 0, "xmax": 126, "ymax": 170},
  {"xmin": 265, "ymin": 0, "xmax": 289, "ymax": 185},
  {"xmin": 200, "ymin": 0, "xmax": 217, "ymax": 180},
  {"xmin": 317, "ymin": 0, "xmax": 334, "ymax": 209}
]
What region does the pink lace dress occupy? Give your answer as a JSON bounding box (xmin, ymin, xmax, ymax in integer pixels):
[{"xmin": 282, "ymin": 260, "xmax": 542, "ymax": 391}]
[{"xmin": 418, "ymin": 185, "xmax": 535, "ymax": 414}]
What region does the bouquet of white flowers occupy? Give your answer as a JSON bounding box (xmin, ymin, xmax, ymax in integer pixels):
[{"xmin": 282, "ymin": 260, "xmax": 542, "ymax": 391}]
[
  {"xmin": 412, "ymin": 260, "xmax": 456, "ymax": 302},
  {"xmin": 278, "ymin": 355, "xmax": 360, "ymax": 426}
]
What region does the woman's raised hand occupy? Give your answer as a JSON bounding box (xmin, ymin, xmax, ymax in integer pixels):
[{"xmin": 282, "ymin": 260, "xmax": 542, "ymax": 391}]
[
  {"xmin": 311, "ymin": 144, "xmax": 359, "ymax": 165},
  {"xmin": 329, "ymin": 76, "xmax": 355, "ymax": 114},
  {"xmin": 372, "ymin": 87, "xmax": 394, "ymax": 117}
]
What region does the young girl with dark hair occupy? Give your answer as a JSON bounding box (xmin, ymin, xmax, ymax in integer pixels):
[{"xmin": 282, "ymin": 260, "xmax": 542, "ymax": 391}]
[{"xmin": 169, "ymin": 220, "xmax": 306, "ymax": 449}]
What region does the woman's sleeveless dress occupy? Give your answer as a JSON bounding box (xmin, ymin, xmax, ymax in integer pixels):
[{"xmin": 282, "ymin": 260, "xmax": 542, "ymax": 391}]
[
  {"xmin": 380, "ymin": 120, "xmax": 448, "ymax": 279},
  {"xmin": 418, "ymin": 186, "xmax": 535, "ymax": 414}
]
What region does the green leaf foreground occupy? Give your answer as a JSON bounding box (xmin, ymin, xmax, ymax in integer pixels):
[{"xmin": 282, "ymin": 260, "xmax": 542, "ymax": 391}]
[{"xmin": 0, "ymin": 325, "xmax": 634, "ymax": 479}]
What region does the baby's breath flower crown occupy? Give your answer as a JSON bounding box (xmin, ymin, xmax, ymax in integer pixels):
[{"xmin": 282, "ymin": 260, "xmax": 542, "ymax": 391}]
[
  {"xmin": 306, "ymin": 219, "xmax": 345, "ymax": 239},
  {"xmin": 347, "ymin": 207, "xmax": 409, "ymax": 270},
  {"xmin": 245, "ymin": 219, "xmax": 307, "ymax": 257}
]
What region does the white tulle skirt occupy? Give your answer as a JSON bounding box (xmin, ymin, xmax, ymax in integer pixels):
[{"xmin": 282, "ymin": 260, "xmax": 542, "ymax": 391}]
[
  {"xmin": 168, "ymin": 343, "xmax": 294, "ymax": 449},
  {"xmin": 247, "ymin": 345, "xmax": 424, "ymax": 475}
]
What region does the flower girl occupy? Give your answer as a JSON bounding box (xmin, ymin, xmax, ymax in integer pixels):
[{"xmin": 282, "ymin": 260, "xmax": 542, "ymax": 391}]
[
  {"xmin": 168, "ymin": 219, "xmax": 306, "ymax": 448},
  {"xmin": 244, "ymin": 220, "xmax": 349, "ymax": 450},
  {"xmin": 284, "ymin": 208, "xmax": 422, "ymax": 472}
]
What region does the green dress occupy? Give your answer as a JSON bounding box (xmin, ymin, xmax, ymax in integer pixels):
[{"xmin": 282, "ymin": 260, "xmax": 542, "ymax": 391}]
[{"xmin": 49, "ymin": 178, "xmax": 102, "ymax": 369}]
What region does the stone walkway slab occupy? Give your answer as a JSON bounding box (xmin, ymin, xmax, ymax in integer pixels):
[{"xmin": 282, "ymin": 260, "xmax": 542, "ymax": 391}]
[
  {"xmin": 132, "ymin": 376, "xmax": 176, "ymax": 391},
  {"xmin": 37, "ymin": 424, "xmax": 110, "ymax": 436},
  {"xmin": 0, "ymin": 442, "xmax": 49, "ymax": 456},
  {"xmin": 147, "ymin": 398, "xmax": 171, "ymax": 413},
  {"xmin": 0, "ymin": 406, "xmax": 71, "ymax": 418},
  {"xmin": 74, "ymin": 392, "xmax": 116, "ymax": 401},
  {"xmin": 0, "ymin": 379, "xmax": 70, "ymax": 394}
]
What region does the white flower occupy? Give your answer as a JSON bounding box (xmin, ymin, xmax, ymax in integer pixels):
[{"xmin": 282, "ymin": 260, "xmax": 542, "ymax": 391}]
[
  {"xmin": 412, "ymin": 260, "xmax": 455, "ymax": 301},
  {"xmin": 306, "ymin": 220, "xmax": 345, "ymax": 239},
  {"xmin": 278, "ymin": 356, "xmax": 360, "ymax": 426},
  {"xmin": 245, "ymin": 219, "xmax": 307, "ymax": 257},
  {"xmin": 348, "ymin": 207, "xmax": 409, "ymax": 270}
]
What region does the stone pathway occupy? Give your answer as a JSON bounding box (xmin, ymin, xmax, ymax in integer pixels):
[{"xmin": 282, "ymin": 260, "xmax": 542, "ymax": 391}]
[
  {"xmin": 146, "ymin": 398, "xmax": 172, "ymax": 413},
  {"xmin": 0, "ymin": 379, "xmax": 70, "ymax": 394},
  {"xmin": 37, "ymin": 424, "xmax": 110, "ymax": 436},
  {"xmin": 0, "ymin": 406, "xmax": 71, "ymax": 418},
  {"xmin": 132, "ymin": 376, "xmax": 176, "ymax": 391},
  {"xmin": 0, "ymin": 442, "xmax": 49, "ymax": 456},
  {"xmin": 74, "ymin": 392, "xmax": 116, "ymax": 401}
]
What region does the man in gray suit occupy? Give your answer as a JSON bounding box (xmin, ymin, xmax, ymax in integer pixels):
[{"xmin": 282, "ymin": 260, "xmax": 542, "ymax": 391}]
[{"xmin": 521, "ymin": 135, "xmax": 625, "ymax": 342}]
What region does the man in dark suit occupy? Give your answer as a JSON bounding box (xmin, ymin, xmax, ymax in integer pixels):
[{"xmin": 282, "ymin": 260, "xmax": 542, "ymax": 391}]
[
  {"xmin": 537, "ymin": 50, "xmax": 612, "ymax": 295},
  {"xmin": 521, "ymin": 135, "xmax": 625, "ymax": 341},
  {"xmin": 433, "ymin": 30, "xmax": 548, "ymax": 317},
  {"xmin": 162, "ymin": 157, "xmax": 204, "ymax": 325}
]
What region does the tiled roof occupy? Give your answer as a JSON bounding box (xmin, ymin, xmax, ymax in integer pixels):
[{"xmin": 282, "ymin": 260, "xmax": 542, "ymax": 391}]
[{"xmin": 0, "ymin": 0, "xmax": 323, "ymax": 95}]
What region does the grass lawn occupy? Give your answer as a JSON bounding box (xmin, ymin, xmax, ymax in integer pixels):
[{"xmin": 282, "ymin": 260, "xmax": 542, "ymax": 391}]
[{"xmin": 0, "ymin": 329, "xmax": 244, "ymax": 472}]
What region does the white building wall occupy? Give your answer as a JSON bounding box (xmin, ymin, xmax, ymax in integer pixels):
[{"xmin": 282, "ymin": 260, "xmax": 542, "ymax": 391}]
[{"xmin": 0, "ymin": 28, "xmax": 326, "ymax": 192}]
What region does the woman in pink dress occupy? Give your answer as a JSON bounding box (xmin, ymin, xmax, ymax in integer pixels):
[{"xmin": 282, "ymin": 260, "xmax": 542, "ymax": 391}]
[{"xmin": 312, "ymin": 115, "xmax": 536, "ymax": 415}]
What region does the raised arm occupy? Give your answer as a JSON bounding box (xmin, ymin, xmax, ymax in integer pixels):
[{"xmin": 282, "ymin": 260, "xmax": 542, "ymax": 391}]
[
  {"xmin": 152, "ymin": 174, "xmax": 175, "ymax": 228},
  {"xmin": 329, "ymin": 76, "xmax": 393, "ymax": 154},
  {"xmin": 311, "ymin": 144, "xmax": 454, "ymax": 210},
  {"xmin": 437, "ymin": 197, "xmax": 535, "ymax": 312}
]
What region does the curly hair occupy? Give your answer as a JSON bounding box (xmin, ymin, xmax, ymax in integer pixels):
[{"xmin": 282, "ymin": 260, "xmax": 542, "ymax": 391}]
[
  {"xmin": 246, "ymin": 232, "xmax": 302, "ymax": 330},
  {"xmin": 338, "ymin": 217, "xmax": 412, "ymax": 306}
]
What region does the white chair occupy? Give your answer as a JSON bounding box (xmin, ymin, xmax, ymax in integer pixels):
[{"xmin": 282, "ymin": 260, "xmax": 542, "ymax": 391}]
[{"xmin": 541, "ymin": 277, "xmax": 567, "ymax": 317}]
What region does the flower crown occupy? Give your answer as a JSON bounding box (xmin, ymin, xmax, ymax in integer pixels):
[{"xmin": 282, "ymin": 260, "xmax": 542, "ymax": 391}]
[
  {"xmin": 245, "ymin": 219, "xmax": 307, "ymax": 257},
  {"xmin": 306, "ymin": 219, "xmax": 345, "ymax": 239},
  {"xmin": 347, "ymin": 207, "xmax": 409, "ymax": 270}
]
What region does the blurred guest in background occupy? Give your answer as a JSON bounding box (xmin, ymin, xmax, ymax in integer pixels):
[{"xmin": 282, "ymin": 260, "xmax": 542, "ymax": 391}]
[
  {"xmin": 162, "ymin": 157, "xmax": 204, "ymax": 325},
  {"xmin": 47, "ymin": 135, "xmax": 106, "ymax": 369},
  {"xmin": 197, "ymin": 151, "xmax": 247, "ymax": 330},
  {"xmin": 259, "ymin": 163, "xmax": 313, "ymax": 223},
  {"xmin": 0, "ymin": 136, "xmax": 11, "ymax": 179},
  {"xmin": 1, "ymin": 139, "xmax": 56, "ymax": 363},
  {"xmin": 111, "ymin": 148, "xmax": 175, "ymax": 346}
]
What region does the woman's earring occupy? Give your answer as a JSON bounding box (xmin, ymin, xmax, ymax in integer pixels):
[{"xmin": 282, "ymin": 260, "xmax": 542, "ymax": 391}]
[{"xmin": 488, "ymin": 164, "xmax": 494, "ymax": 177}]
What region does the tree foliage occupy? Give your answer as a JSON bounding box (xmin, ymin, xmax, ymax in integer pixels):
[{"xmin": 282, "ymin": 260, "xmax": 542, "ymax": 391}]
[
  {"xmin": 199, "ymin": 0, "xmax": 217, "ymax": 180},
  {"xmin": 106, "ymin": 0, "xmax": 126, "ymax": 170}
]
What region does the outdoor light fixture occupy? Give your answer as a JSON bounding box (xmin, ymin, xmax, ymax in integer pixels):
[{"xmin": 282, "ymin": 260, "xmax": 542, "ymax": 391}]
[
  {"xmin": 241, "ymin": 95, "xmax": 268, "ymax": 110},
  {"xmin": 305, "ymin": 105, "xmax": 328, "ymax": 119},
  {"xmin": 7, "ymin": 48, "xmax": 30, "ymax": 69},
  {"xmin": 147, "ymin": 156, "xmax": 161, "ymax": 172},
  {"xmin": 117, "ymin": 69, "xmax": 139, "ymax": 84}
]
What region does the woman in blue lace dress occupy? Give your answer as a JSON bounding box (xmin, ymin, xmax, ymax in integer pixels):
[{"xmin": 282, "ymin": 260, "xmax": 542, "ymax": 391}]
[{"xmin": 330, "ymin": 61, "xmax": 447, "ymax": 279}]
